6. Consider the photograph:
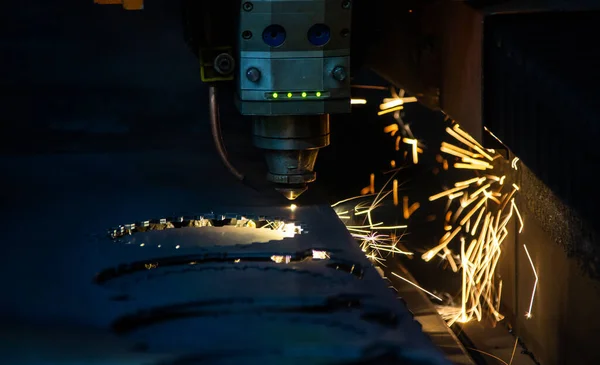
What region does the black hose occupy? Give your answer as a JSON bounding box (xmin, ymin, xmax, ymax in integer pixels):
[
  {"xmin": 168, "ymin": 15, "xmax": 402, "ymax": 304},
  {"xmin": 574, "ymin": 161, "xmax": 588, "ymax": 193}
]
[{"xmin": 208, "ymin": 86, "xmax": 244, "ymax": 181}]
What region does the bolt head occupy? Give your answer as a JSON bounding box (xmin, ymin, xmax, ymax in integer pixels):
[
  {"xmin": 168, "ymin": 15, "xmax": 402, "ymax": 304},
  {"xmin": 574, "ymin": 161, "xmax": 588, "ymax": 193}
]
[
  {"xmin": 214, "ymin": 53, "xmax": 235, "ymax": 75},
  {"xmin": 246, "ymin": 67, "xmax": 261, "ymax": 82},
  {"xmin": 332, "ymin": 66, "xmax": 347, "ymax": 81},
  {"xmin": 242, "ymin": 2, "xmax": 253, "ymax": 11},
  {"xmin": 242, "ymin": 30, "xmax": 253, "ymax": 40}
]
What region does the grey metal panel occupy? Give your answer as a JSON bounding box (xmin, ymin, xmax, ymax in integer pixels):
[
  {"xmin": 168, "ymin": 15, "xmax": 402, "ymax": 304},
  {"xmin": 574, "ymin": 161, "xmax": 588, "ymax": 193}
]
[
  {"xmin": 238, "ymin": 56, "xmax": 350, "ymax": 95},
  {"xmin": 238, "ymin": 0, "xmax": 351, "ymax": 53}
]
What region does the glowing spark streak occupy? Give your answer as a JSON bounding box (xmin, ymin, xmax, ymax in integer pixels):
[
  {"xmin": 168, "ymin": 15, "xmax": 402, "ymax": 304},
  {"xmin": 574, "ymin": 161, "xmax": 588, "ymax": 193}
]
[
  {"xmin": 373, "ymin": 225, "xmax": 409, "ymax": 230},
  {"xmin": 403, "ymin": 138, "xmax": 419, "ymax": 164},
  {"xmin": 462, "ymin": 157, "xmax": 493, "ymax": 169},
  {"xmin": 403, "ymin": 196, "xmax": 409, "ymax": 219},
  {"xmin": 350, "ymin": 98, "xmax": 367, "ymax": 104},
  {"xmin": 453, "ymin": 124, "xmax": 484, "ymax": 148},
  {"xmin": 390, "ymin": 160, "xmax": 396, "ymax": 168},
  {"xmin": 511, "ymin": 157, "xmax": 520, "ymax": 170},
  {"xmin": 466, "ymin": 348, "xmax": 509, "ymax": 365},
  {"xmin": 512, "ymin": 183, "xmax": 520, "ymax": 191},
  {"xmin": 395, "ymin": 136, "xmax": 401, "ymax": 150},
  {"xmin": 500, "ymin": 175, "xmax": 506, "ymax": 185},
  {"xmin": 461, "ymin": 237, "xmax": 468, "ymax": 321},
  {"xmin": 391, "ymin": 272, "xmax": 443, "ymax": 301},
  {"xmin": 448, "ymin": 192, "xmax": 464, "ymax": 200},
  {"xmin": 429, "ymin": 185, "xmax": 469, "ymax": 201},
  {"xmin": 446, "ymin": 127, "xmax": 493, "ymax": 161},
  {"xmin": 422, "ymin": 226, "xmax": 462, "ymax": 261},
  {"xmin": 377, "ymin": 105, "xmax": 403, "ymax": 115},
  {"xmin": 370, "ymin": 245, "xmax": 413, "ymax": 255},
  {"xmin": 471, "ymin": 183, "xmax": 492, "ymax": 199},
  {"xmin": 369, "ymin": 173, "xmax": 375, "ymax": 194},
  {"xmin": 523, "ymin": 244, "xmax": 538, "ymax": 319},
  {"xmin": 454, "ymin": 163, "xmax": 487, "ymax": 171},
  {"xmin": 384, "ymin": 124, "xmax": 399, "ymax": 136},
  {"xmin": 408, "ymin": 203, "xmax": 420, "ymax": 218},
  {"xmin": 460, "ymin": 196, "xmax": 488, "ymax": 226},
  {"xmin": 485, "ymin": 191, "xmax": 502, "ymax": 205},
  {"xmin": 444, "ymin": 247, "xmax": 459, "ymax": 272},
  {"xmin": 497, "ymin": 280, "xmax": 503, "ymax": 313},
  {"xmin": 455, "ymin": 177, "xmax": 481, "ymax": 187},
  {"xmin": 347, "ymin": 228, "xmax": 371, "ymax": 234},
  {"xmin": 471, "ymin": 206, "xmax": 486, "ymax": 235},
  {"xmin": 443, "ymin": 159, "xmax": 449, "ymax": 170},
  {"xmin": 486, "ymin": 175, "xmax": 500, "ymax": 181},
  {"xmin": 511, "ymin": 199, "xmax": 524, "ymax": 233},
  {"xmin": 332, "ymin": 193, "xmax": 378, "ymax": 207},
  {"xmin": 441, "ymin": 142, "xmax": 480, "ymax": 159},
  {"xmin": 440, "ymin": 146, "xmax": 471, "ymax": 159},
  {"xmin": 509, "ymin": 337, "xmax": 519, "ymax": 365},
  {"xmin": 379, "ymin": 96, "xmax": 418, "ymax": 110},
  {"xmin": 461, "ymin": 193, "xmax": 479, "ymax": 209},
  {"xmin": 484, "ymin": 125, "xmax": 506, "ymax": 145},
  {"xmin": 393, "ymin": 179, "xmax": 399, "ymax": 206},
  {"xmin": 501, "ymin": 187, "xmax": 518, "ymax": 211}
]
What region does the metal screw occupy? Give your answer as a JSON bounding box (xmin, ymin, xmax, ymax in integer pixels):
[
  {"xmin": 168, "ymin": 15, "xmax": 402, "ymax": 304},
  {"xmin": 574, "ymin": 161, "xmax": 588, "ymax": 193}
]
[
  {"xmin": 341, "ymin": 0, "xmax": 351, "ymax": 9},
  {"xmin": 242, "ymin": 2, "xmax": 253, "ymax": 11},
  {"xmin": 214, "ymin": 53, "xmax": 235, "ymax": 75},
  {"xmin": 340, "ymin": 28, "xmax": 350, "ymax": 38},
  {"xmin": 332, "ymin": 66, "xmax": 347, "ymax": 81},
  {"xmin": 246, "ymin": 67, "xmax": 261, "ymax": 82},
  {"xmin": 242, "ymin": 30, "xmax": 253, "ymax": 40}
]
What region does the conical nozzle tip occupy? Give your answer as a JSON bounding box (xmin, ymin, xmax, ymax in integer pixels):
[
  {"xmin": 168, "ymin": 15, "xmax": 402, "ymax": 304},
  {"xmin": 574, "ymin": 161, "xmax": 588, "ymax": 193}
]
[{"xmin": 276, "ymin": 185, "xmax": 308, "ymax": 200}]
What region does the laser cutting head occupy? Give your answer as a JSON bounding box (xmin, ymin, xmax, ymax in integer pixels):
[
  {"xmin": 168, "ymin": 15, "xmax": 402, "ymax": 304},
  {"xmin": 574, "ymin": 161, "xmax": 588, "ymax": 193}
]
[{"xmin": 234, "ymin": 0, "xmax": 353, "ymax": 199}]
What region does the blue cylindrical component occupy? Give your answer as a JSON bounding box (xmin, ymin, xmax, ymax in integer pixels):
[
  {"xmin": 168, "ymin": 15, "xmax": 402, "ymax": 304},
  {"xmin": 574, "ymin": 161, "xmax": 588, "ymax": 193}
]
[
  {"xmin": 307, "ymin": 24, "xmax": 331, "ymax": 46},
  {"xmin": 262, "ymin": 24, "xmax": 286, "ymax": 47}
]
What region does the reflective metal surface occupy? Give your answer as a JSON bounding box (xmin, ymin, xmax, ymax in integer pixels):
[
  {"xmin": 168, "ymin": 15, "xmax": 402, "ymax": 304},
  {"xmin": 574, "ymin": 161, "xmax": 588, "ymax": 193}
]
[{"xmin": 0, "ymin": 150, "xmax": 451, "ymax": 365}]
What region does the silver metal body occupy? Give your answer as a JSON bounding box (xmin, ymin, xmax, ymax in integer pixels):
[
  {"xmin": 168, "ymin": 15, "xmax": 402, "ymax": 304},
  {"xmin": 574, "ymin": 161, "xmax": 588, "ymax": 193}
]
[
  {"xmin": 235, "ymin": 0, "xmax": 352, "ymax": 199},
  {"xmin": 254, "ymin": 114, "xmax": 330, "ymax": 199}
]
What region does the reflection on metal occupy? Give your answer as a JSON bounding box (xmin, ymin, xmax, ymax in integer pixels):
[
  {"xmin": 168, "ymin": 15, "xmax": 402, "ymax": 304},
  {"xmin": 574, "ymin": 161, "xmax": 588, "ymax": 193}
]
[
  {"xmin": 107, "ymin": 213, "xmax": 302, "ymax": 240},
  {"xmin": 94, "ymin": 248, "xmax": 332, "ymax": 285},
  {"xmin": 270, "ymin": 255, "xmax": 292, "ymax": 264}
]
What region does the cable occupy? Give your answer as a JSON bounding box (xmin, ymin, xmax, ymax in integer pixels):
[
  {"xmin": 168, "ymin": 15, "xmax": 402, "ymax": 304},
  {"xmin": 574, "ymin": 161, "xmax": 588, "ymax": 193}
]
[{"xmin": 208, "ymin": 85, "xmax": 244, "ymax": 181}]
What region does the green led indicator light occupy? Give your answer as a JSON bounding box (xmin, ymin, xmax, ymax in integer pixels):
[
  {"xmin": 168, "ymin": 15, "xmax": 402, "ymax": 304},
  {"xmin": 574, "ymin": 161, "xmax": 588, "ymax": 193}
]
[
  {"xmin": 301, "ymin": 92, "xmax": 307, "ymax": 98},
  {"xmin": 287, "ymin": 92, "xmax": 293, "ymax": 98},
  {"xmin": 316, "ymin": 91, "xmax": 322, "ymax": 97},
  {"xmin": 272, "ymin": 92, "xmax": 278, "ymax": 99}
]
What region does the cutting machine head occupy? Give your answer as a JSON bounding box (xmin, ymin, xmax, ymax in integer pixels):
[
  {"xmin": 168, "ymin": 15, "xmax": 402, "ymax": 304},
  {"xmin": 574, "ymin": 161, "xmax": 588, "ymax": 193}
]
[{"xmin": 234, "ymin": 0, "xmax": 353, "ymax": 199}]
